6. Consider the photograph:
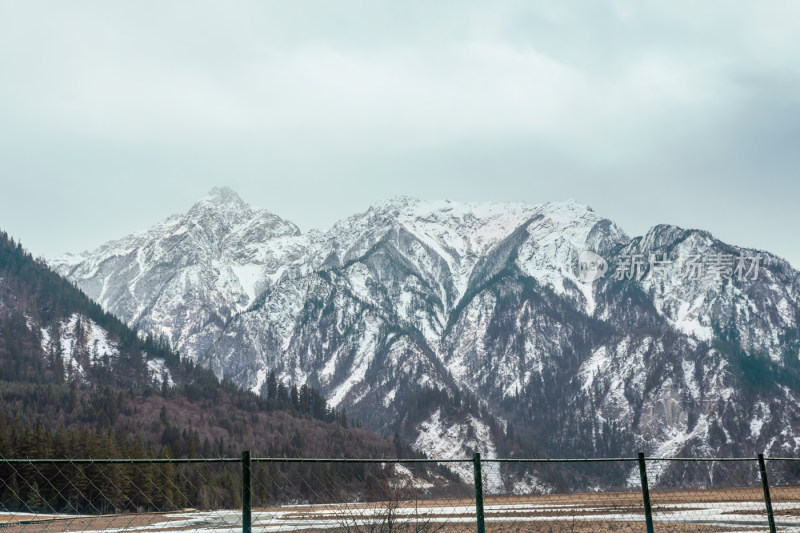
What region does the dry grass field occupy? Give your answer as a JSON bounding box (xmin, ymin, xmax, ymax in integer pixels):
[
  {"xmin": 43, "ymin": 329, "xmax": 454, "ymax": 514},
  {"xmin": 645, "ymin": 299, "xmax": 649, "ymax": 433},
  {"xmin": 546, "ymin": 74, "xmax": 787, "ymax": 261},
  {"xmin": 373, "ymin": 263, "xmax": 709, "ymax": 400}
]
[{"xmin": 3, "ymin": 487, "xmax": 800, "ymax": 532}]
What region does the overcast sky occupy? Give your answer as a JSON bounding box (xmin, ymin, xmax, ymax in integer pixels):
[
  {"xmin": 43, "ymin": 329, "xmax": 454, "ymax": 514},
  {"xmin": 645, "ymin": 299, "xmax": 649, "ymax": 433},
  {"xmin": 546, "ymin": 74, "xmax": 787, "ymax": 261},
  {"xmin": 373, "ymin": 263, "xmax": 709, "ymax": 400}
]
[{"xmin": 1, "ymin": 1, "xmax": 798, "ymax": 267}]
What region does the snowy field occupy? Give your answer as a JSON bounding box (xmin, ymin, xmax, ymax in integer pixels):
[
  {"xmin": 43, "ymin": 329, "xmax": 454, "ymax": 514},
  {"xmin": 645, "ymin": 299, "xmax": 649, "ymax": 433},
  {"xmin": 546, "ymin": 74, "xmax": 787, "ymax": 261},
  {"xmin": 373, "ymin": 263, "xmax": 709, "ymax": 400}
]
[{"xmin": 4, "ymin": 489, "xmax": 800, "ymax": 533}]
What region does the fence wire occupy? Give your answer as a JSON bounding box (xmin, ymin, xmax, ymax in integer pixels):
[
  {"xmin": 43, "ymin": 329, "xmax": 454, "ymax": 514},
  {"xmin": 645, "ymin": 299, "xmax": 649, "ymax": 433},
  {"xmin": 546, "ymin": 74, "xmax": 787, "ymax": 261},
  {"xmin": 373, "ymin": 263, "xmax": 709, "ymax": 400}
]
[
  {"xmin": 2, "ymin": 454, "xmax": 799, "ymax": 533},
  {"xmin": 480, "ymin": 458, "xmax": 643, "ymax": 532},
  {"xmin": 248, "ymin": 458, "xmax": 475, "ymax": 532},
  {"xmin": 766, "ymin": 458, "xmax": 800, "ymax": 532},
  {"xmin": 647, "ymin": 458, "xmax": 766, "ymax": 532}
]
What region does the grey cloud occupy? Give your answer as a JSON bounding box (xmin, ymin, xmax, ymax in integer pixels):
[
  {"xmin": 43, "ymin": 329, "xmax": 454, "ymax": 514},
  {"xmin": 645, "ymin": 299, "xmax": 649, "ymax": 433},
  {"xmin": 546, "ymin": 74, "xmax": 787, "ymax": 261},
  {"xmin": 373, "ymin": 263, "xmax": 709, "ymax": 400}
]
[{"xmin": 0, "ymin": 0, "xmax": 797, "ymax": 267}]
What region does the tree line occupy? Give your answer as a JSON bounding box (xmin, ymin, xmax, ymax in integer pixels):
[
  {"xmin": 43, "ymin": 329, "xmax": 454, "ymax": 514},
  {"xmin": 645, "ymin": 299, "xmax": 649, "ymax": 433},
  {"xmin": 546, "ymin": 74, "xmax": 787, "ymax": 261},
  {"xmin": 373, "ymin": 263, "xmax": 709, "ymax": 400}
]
[
  {"xmin": 0, "ymin": 230, "xmax": 405, "ymax": 513},
  {"xmin": 0, "ymin": 414, "xmax": 401, "ymax": 513}
]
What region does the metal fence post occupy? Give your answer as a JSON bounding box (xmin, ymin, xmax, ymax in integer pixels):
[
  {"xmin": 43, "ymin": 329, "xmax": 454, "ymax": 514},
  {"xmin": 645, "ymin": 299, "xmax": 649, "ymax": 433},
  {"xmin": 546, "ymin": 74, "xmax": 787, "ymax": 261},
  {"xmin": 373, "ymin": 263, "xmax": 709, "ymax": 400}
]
[
  {"xmin": 472, "ymin": 453, "xmax": 486, "ymax": 533},
  {"xmin": 758, "ymin": 453, "xmax": 777, "ymax": 533},
  {"xmin": 242, "ymin": 450, "xmax": 252, "ymax": 533},
  {"xmin": 638, "ymin": 452, "xmax": 655, "ymax": 533}
]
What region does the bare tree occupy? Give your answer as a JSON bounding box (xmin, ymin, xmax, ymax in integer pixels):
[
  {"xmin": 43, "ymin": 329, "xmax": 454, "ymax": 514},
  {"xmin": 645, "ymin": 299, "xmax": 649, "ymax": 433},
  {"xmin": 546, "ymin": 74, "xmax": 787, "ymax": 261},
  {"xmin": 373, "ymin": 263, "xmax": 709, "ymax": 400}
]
[{"xmin": 335, "ymin": 466, "xmax": 448, "ymax": 533}]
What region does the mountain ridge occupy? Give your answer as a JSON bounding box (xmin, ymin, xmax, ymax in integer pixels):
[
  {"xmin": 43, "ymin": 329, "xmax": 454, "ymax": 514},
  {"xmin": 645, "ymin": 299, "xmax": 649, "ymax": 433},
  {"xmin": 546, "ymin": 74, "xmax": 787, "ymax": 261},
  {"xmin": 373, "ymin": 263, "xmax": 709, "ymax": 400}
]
[{"xmin": 51, "ymin": 188, "xmax": 800, "ymax": 486}]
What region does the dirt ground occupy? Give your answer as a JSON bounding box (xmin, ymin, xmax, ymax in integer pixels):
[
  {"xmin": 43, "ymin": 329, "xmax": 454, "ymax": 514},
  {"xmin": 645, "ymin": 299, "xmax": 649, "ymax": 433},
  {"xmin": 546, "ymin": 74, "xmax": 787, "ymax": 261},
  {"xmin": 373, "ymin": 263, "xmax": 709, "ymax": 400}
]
[{"xmin": 2, "ymin": 486, "xmax": 797, "ymax": 533}]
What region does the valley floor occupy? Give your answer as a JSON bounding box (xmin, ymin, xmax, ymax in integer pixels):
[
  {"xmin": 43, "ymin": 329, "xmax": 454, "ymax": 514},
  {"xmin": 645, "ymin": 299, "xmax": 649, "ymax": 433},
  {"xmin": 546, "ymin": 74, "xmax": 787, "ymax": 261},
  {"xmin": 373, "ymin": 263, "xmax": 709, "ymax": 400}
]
[{"xmin": 4, "ymin": 487, "xmax": 800, "ymax": 532}]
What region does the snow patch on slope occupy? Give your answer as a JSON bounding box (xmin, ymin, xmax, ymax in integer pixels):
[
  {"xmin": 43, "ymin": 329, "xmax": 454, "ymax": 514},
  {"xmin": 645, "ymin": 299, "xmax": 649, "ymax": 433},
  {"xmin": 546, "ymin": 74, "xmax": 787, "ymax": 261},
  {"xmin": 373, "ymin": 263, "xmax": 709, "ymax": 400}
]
[
  {"xmin": 413, "ymin": 409, "xmax": 504, "ymax": 493},
  {"xmin": 39, "ymin": 313, "xmax": 120, "ymax": 379},
  {"xmin": 580, "ymin": 347, "xmax": 609, "ymax": 391},
  {"xmin": 327, "ymin": 315, "xmax": 381, "ymax": 408},
  {"xmin": 147, "ymin": 358, "xmax": 175, "ymax": 388}
]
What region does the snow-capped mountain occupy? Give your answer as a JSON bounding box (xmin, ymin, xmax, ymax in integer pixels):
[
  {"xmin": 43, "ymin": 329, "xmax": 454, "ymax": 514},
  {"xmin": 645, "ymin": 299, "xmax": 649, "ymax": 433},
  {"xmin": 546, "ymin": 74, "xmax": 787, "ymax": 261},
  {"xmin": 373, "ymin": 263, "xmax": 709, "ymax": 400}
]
[
  {"xmin": 53, "ymin": 187, "xmax": 308, "ymax": 361},
  {"xmin": 53, "ymin": 188, "xmax": 800, "ymax": 484}
]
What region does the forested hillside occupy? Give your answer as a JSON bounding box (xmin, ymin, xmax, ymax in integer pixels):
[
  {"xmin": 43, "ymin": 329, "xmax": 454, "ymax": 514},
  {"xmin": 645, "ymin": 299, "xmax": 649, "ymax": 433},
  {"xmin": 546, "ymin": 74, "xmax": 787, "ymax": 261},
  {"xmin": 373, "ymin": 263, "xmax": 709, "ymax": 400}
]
[{"xmin": 0, "ymin": 230, "xmax": 422, "ymax": 511}]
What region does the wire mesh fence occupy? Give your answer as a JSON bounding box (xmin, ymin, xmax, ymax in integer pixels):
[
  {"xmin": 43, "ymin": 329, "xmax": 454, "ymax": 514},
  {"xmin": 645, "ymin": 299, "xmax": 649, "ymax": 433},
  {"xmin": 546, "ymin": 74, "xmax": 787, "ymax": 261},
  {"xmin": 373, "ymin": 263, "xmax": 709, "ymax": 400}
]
[
  {"xmin": 248, "ymin": 457, "xmax": 476, "ymax": 532},
  {"xmin": 479, "ymin": 458, "xmax": 645, "ymax": 532},
  {"xmin": 0, "ymin": 457, "xmax": 244, "ymax": 533},
  {"xmin": 1, "ymin": 453, "xmax": 799, "ymax": 532},
  {"xmin": 647, "ymin": 458, "xmax": 767, "ymax": 532},
  {"xmin": 765, "ymin": 458, "xmax": 800, "ymax": 532}
]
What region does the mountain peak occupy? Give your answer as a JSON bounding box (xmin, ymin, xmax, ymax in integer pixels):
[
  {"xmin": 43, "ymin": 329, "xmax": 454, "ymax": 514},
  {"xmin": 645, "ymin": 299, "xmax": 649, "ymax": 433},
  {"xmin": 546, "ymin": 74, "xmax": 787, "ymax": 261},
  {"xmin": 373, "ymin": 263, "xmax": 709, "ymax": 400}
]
[
  {"xmin": 541, "ymin": 199, "xmax": 594, "ymax": 215},
  {"xmin": 185, "ymin": 187, "xmax": 301, "ymax": 243},
  {"xmin": 200, "ymin": 186, "xmax": 246, "ymax": 206},
  {"xmin": 371, "ymin": 195, "xmax": 421, "ymax": 213},
  {"xmin": 186, "ymin": 186, "xmax": 253, "ymax": 223}
]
